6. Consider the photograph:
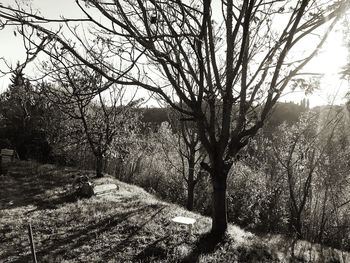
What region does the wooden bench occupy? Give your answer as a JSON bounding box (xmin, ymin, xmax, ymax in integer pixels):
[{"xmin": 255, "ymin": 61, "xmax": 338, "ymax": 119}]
[{"xmin": 171, "ymin": 216, "xmax": 196, "ymax": 236}]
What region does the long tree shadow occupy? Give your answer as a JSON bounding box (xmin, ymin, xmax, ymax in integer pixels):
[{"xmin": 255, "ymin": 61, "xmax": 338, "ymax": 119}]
[
  {"xmin": 180, "ymin": 232, "xmax": 228, "ymax": 263},
  {"xmin": 10, "ymin": 203, "xmax": 166, "ymax": 262},
  {"xmin": 100, "ymin": 204, "xmax": 167, "ymax": 261},
  {"xmin": 133, "ymin": 236, "xmax": 170, "ymax": 262},
  {"xmin": 133, "ymin": 230, "xmax": 193, "ymax": 262},
  {"xmin": 0, "ymin": 165, "xmax": 91, "ymax": 210}
]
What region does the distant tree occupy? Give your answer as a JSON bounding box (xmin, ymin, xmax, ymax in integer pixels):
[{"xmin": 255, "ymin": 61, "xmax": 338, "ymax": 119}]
[
  {"xmin": 141, "ymin": 108, "xmax": 169, "ymax": 126},
  {"xmin": 0, "ymin": 67, "xmax": 54, "ymax": 161},
  {"xmin": 264, "ymin": 102, "xmax": 307, "ymax": 135}
]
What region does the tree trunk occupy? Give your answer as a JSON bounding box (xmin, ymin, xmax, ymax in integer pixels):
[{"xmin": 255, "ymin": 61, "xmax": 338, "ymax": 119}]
[
  {"xmin": 96, "ymin": 154, "xmax": 104, "ymax": 178},
  {"xmin": 294, "ymin": 216, "xmax": 302, "ymax": 239},
  {"xmin": 317, "ymin": 187, "xmax": 329, "ymax": 243},
  {"xmin": 210, "ymin": 169, "xmax": 228, "ymax": 237},
  {"xmin": 186, "ymin": 181, "xmax": 195, "ymax": 211},
  {"xmin": 186, "ymin": 156, "xmax": 196, "ymax": 211},
  {"xmin": 289, "ymin": 207, "xmax": 302, "ymax": 239}
]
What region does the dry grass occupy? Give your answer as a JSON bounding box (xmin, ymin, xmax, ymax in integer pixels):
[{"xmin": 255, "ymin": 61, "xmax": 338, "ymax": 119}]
[{"xmin": 1, "ymin": 161, "xmax": 349, "ymax": 262}]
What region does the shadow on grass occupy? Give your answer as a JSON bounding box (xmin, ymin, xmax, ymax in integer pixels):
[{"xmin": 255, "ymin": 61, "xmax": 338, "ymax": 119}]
[
  {"xmin": 0, "ymin": 164, "xmax": 88, "ymax": 211},
  {"xmin": 99, "ymin": 204, "xmax": 167, "ymax": 261},
  {"xmin": 133, "ymin": 236, "xmax": 170, "ymax": 262},
  {"xmin": 179, "ymin": 232, "xmax": 228, "ymax": 263},
  {"xmin": 10, "ymin": 203, "xmax": 167, "ymax": 263}
]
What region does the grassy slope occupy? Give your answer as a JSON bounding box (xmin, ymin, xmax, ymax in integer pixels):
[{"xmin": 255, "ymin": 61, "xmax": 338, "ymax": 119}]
[{"xmin": 1, "ymin": 161, "xmax": 349, "ymax": 263}]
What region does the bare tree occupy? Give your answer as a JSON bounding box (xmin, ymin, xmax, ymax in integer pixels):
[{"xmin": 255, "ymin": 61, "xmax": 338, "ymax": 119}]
[
  {"xmin": 41, "ymin": 59, "xmax": 140, "ymax": 177},
  {"xmin": 160, "ymin": 110, "xmax": 205, "ymax": 211},
  {"xmin": 0, "ymin": 0, "xmax": 348, "ymax": 236}
]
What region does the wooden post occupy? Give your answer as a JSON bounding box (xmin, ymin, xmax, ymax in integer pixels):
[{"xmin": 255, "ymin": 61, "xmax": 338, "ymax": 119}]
[{"xmin": 27, "ymin": 223, "xmax": 37, "ymax": 263}]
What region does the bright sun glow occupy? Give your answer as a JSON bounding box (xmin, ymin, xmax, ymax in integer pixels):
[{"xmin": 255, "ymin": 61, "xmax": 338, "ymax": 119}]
[{"xmin": 282, "ymin": 27, "xmax": 349, "ymax": 107}]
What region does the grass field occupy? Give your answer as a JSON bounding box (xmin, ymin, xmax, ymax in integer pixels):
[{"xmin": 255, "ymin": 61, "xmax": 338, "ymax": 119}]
[{"xmin": 1, "ymin": 161, "xmax": 349, "ymax": 262}]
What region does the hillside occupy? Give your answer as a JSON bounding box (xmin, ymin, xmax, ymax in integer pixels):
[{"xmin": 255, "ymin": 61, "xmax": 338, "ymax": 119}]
[{"xmin": 1, "ymin": 161, "xmax": 349, "ymax": 263}]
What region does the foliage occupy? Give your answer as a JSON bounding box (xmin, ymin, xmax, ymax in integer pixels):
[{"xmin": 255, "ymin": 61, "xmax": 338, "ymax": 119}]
[
  {"xmin": 0, "ymin": 69, "xmax": 62, "ymax": 161},
  {"xmin": 231, "ymin": 108, "xmax": 350, "ymax": 249}
]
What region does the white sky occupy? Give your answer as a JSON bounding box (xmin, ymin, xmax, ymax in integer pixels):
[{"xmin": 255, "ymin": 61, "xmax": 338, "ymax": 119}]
[
  {"xmin": 0, "ymin": 0, "xmax": 349, "ymax": 107},
  {"xmin": 283, "ymin": 26, "xmax": 349, "ymax": 107}
]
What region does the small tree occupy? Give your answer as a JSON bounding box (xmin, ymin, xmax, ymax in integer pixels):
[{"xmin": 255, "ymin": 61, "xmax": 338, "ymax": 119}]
[
  {"xmin": 41, "ymin": 62, "xmax": 140, "ymax": 177},
  {"xmin": 159, "ymin": 113, "xmax": 205, "ymax": 210}
]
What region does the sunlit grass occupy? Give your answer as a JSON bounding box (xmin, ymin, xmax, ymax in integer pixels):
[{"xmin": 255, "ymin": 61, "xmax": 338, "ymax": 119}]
[{"xmin": 1, "ymin": 161, "xmax": 349, "ymax": 262}]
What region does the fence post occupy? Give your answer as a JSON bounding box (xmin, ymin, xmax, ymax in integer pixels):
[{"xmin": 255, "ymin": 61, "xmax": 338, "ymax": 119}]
[{"xmin": 28, "ymin": 223, "xmax": 37, "ymax": 263}]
